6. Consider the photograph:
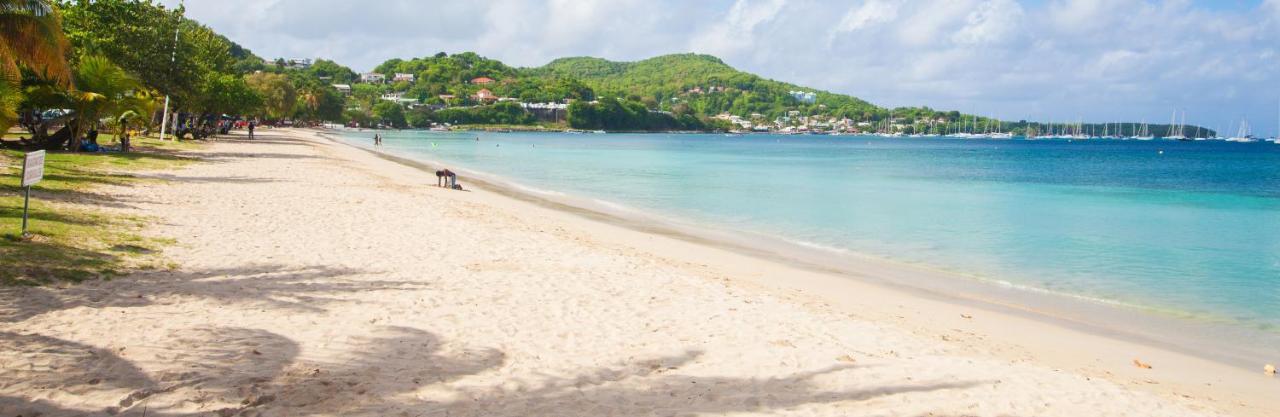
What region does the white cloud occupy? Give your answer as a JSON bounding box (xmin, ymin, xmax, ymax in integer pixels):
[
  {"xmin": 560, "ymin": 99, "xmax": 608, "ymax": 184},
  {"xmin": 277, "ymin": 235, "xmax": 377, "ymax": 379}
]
[
  {"xmin": 952, "ymin": 0, "xmax": 1024, "ymax": 46},
  {"xmin": 689, "ymin": 0, "xmax": 788, "ymax": 57},
  {"xmin": 162, "ymin": 0, "xmax": 1280, "ymax": 136},
  {"xmin": 832, "ymin": 0, "xmax": 900, "ymax": 35}
]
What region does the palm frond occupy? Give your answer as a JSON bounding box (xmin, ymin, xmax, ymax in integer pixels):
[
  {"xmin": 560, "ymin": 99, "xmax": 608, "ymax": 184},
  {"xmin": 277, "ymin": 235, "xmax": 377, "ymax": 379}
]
[{"xmin": 0, "ymin": 0, "xmax": 70, "ymax": 87}]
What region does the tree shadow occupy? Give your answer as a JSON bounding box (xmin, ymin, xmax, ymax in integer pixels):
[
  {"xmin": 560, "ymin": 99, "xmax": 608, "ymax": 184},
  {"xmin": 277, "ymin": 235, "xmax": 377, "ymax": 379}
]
[
  {"xmin": 0, "ymin": 325, "xmax": 988, "ymax": 416},
  {"xmin": 216, "ymin": 137, "xmax": 308, "ymax": 147},
  {"xmin": 0, "ymin": 237, "xmax": 125, "ymax": 286},
  {"xmin": 0, "ymin": 204, "xmax": 103, "ymax": 226},
  {"xmin": 198, "ymin": 152, "xmax": 327, "ymax": 161},
  {"xmin": 134, "ymin": 172, "xmax": 284, "ymax": 184},
  {"xmin": 0, "ymin": 326, "xmax": 505, "ymax": 417},
  {"xmin": 0, "ymin": 327, "xmax": 299, "ymax": 416},
  {"xmin": 0, "ymin": 331, "xmax": 156, "ymax": 416},
  {"xmin": 0, "ymin": 263, "xmax": 430, "ymax": 323},
  {"xmin": 426, "ymin": 353, "xmax": 984, "ymax": 417},
  {"xmin": 240, "ymin": 326, "xmax": 505, "ymax": 413}
]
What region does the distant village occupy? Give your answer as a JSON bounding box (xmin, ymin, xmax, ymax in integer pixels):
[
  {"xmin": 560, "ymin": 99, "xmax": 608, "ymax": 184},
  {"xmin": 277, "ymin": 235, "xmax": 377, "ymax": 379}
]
[{"xmin": 273, "ymin": 58, "xmax": 942, "ymax": 134}]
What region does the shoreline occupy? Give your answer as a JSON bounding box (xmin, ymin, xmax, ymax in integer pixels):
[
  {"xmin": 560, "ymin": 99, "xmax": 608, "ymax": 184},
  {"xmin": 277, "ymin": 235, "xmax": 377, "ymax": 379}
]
[
  {"xmin": 6, "ymin": 128, "xmax": 1270, "ymax": 416},
  {"xmin": 314, "ymin": 127, "xmax": 1279, "ymax": 416},
  {"xmin": 317, "ymin": 128, "xmax": 1279, "ymax": 370}
]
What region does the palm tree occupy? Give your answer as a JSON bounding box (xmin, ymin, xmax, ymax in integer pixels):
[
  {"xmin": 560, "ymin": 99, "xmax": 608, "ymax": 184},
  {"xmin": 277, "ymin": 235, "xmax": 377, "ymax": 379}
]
[
  {"xmin": 65, "ymin": 55, "xmax": 140, "ymax": 149},
  {"xmin": 0, "ymin": 79, "xmax": 20, "ymax": 133},
  {"xmin": 0, "ymin": 0, "xmax": 69, "ymax": 85},
  {"xmin": 296, "ymin": 85, "xmax": 322, "ymax": 121},
  {"xmin": 0, "ymin": 0, "xmax": 71, "ymax": 137}
]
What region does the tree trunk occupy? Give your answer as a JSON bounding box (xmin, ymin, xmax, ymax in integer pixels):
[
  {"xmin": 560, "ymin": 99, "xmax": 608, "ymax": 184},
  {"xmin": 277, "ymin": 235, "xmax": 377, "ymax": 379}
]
[{"xmin": 68, "ymin": 118, "xmax": 85, "ymax": 152}]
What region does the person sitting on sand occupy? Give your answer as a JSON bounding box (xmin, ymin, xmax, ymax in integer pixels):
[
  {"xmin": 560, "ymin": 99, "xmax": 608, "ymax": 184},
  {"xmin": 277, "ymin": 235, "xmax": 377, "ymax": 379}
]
[{"xmin": 79, "ymin": 130, "xmax": 101, "ymax": 152}]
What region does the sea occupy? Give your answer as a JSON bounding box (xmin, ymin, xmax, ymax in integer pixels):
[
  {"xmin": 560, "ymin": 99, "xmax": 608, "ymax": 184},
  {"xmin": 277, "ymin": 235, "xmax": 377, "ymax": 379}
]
[{"xmin": 335, "ymin": 130, "xmax": 1280, "ymax": 363}]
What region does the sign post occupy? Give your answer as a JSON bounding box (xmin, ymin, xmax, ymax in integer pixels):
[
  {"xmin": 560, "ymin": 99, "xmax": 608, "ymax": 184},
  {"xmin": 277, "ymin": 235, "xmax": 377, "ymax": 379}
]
[{"xmin": 20, "ymin": 150, "xmax": 45, "ymax": 237}]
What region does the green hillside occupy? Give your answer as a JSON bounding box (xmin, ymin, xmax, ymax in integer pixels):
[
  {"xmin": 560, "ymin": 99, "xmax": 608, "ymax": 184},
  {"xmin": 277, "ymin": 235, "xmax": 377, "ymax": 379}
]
[
  {"xmin": 532, "ymin": 53, "xmax": 881, "ymax": 121},
  {"xmin": 365, "ymin": 52, "xmax": 1200, "ymax": 135}
]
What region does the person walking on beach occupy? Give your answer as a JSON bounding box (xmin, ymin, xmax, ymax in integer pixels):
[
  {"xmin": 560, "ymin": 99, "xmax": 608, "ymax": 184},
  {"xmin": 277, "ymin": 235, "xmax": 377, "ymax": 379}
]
[
  {"xmin": 374, "ymin": 134, "xmax": 382, "ymax": 147},
  {"xmin": 247, "ymin": 121, "xmax": 255, "ymax": 139}
]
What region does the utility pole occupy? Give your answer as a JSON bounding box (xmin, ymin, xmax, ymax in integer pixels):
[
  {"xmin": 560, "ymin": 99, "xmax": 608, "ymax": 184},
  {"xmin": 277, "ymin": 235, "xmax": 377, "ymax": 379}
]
[{"xmin": 159, "ymin": 0, "xmax": 183, "ymax": 141}]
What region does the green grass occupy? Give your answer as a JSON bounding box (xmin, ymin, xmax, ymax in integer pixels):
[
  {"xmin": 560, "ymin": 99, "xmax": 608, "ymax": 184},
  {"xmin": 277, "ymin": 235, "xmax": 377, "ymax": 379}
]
[{"xmin": 0, "ymin": 135, "xmax": 200, "ymax": 286}]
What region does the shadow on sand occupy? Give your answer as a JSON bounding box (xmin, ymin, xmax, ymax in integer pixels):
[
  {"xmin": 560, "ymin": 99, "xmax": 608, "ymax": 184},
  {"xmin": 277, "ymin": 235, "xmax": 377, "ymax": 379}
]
[{"xmin": 0, "ymin": 263, "xmax": 427, "ymax": 323}]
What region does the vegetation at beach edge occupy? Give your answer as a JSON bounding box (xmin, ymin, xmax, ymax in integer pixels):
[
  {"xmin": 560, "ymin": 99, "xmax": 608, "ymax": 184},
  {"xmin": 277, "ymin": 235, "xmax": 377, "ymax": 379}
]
[{"xmin": 1, "ymin": 136, "xmax": 193, "ymax": 285}]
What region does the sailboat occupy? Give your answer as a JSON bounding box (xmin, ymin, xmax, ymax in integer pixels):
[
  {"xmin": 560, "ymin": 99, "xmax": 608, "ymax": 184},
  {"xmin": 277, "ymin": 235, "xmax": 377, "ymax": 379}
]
[
  {"xmin": 1274, "ymin": 97, "xmax": 1280, "ymax": 144},
  {"xmin": 1132, "ymin": 119, "xmax": 1153, "ymax": 140},
  {"xmin": 990, "ymin": 117, "xmax": 1013, "ymax": 139},
  {"xmin": 1164, "ymin": 110, "xmax": 1187, "ymax": 140},
  {"xmin": 1226, "ymin": 118, "xmax": 1256, "ymax": 143}
]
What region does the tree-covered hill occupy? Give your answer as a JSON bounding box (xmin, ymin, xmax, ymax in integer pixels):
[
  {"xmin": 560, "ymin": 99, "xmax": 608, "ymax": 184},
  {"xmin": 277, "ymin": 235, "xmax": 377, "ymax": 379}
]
[{"xmin": 531, "ymin": 53, "xmax": 880, "ymax": 121}]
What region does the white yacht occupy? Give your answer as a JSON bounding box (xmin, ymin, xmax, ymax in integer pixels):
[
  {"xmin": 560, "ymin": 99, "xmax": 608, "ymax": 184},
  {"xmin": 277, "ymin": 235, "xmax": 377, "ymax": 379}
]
[
  {"xmin": 1226, "ymin": 119, "xmax": 1256, "ymax": 142},
  {"xmin": 1164, "ymin": 110, "xmax": 1187, "ymax": 140}
]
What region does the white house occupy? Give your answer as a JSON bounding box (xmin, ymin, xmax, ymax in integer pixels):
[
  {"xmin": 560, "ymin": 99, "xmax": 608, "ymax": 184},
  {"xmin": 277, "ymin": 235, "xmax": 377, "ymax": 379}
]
[
  {"xmin": 285, "ymin": 58, "xmax": 312, "ymax": 70},
  {"xmin": 789, "ymin": 90, "xmax": 817, "ymax": 104},
  {"xmin": 380, "ymin": 93, "xmax": 417, "ymax": 105},
  {"xmin": 332, "ymin": 84, "xmax": 352, "ymax": 95},
  {"xmin": 360, "ymin": 73, "xmax": 386, "ymax": 84},
  {"xmin": 393, "ymin": 73, "xmax": 415, "ymax": 83}
]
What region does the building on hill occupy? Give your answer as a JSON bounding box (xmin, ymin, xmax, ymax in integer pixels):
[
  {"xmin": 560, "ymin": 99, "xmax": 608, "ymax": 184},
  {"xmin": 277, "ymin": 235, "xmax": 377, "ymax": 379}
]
[
  {"xmin": 394, "ymin": 73, "xmax": 415, "ymax": 83},
  {"xmin": 380, "ymin": 93, "xmax": 417, "ymax": 105},
  {"xmin": 522, "ymin": 102, "xmax": 568, "ymax": 122},
  {"xmin": 471, "ymin": 77, "xmax": 496, "ymax": 85},
  {"xmin": 790, "ymin": 91, "xmax": 817, "ymax": 104},
  {"xmin": 332, "ymin": 84, "xmax": 352, "ymax": 96},
  {"xmin": 474, "ymin": 89, "xmax": 497, "ymax": 102},
  {"xmin": 360, "ymin": 73, "xmax": 386, "ymax": 84},
  {"xmin": 285, "ymin": 58, "xmax": 312, "ymax": 70}
]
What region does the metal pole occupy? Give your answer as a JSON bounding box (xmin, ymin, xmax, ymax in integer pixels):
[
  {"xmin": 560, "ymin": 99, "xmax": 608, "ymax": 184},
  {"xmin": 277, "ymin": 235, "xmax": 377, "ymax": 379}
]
[
  {"xmin": 22, "ymin": 186, "xmax": 30, "ymax": 237},
  {"xmin": 159, "ymin": 95, "xmax": 171, "ymax": 140},
  {"xmin": 161, "ymin": 1, "xmax": 182, "ymax": 141}
]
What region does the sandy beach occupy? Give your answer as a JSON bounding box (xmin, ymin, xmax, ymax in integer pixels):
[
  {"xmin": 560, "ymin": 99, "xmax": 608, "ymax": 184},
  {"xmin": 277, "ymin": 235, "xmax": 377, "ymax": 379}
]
[{"xmin": 1, "ymin": 128, "xmax": 1275, "ymax": 417}]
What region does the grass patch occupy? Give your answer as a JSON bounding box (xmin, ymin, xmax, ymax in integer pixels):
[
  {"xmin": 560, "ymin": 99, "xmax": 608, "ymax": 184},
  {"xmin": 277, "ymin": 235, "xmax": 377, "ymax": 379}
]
[{"xmin": 0, "ymin": 135, "xmax": 201, "ymax": 285}]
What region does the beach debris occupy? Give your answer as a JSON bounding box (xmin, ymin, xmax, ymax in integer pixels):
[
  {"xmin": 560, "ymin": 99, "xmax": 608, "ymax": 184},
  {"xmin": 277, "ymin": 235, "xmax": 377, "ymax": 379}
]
[
  {"xmin": 960, "ymin": 314, "xmax": 973, "ymax": 319},
  {"xmin": 836, "ymin": 355, "xmax": 857, "ymax": 363},
  {"xmin": 1265, "ymin": 364, "xmax": 1275, "ymax": 376},
  {"xmin": 1133, "ymin": 359, "xmax": 1153, "ymax": 369}
]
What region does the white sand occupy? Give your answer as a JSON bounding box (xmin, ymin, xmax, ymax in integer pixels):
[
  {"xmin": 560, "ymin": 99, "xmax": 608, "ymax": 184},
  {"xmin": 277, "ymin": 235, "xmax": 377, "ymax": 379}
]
[{"xmin": 1, "ymin": 128, "xmax": 1275, "ymax": 417}]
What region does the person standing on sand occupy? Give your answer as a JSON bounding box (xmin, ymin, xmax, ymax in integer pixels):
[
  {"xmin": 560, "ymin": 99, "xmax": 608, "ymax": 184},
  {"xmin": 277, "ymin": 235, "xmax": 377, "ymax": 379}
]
[{"xmin": 247, "ymin": 121, "xmax": 255, "ymax": 139}]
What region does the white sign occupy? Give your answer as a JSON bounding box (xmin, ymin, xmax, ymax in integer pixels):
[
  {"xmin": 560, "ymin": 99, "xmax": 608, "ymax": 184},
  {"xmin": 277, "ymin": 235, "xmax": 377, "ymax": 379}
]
[{"xmin": 22, "ymin": 150, "xmax": 45, "ymax": 187}]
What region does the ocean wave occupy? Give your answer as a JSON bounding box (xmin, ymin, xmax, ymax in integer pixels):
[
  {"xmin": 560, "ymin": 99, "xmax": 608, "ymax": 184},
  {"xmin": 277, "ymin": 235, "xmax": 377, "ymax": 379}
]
[
  {"xmin": 591, "ymin": 199, "xmax": 640, "ymax": 213},
  {"xmin": 509, "ymin": 183, "xmax": 567, "ymax": 197},
  {"xmin": 779, "ymin": 238, "xmax": 851, "ymax": 254}
]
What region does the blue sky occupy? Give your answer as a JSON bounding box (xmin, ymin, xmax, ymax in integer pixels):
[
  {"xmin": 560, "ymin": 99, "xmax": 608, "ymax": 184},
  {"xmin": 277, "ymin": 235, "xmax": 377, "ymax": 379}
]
[{"xmin": 168, "ymin": 0, "xmax": 1280, "ymax": 135}]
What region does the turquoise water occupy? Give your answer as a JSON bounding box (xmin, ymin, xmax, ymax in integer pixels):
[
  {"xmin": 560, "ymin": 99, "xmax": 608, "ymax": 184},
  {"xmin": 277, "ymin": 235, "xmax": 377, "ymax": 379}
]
[{"xmin": 339, "ymin": 131, "xmax": 1280, "ymax": 332}]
